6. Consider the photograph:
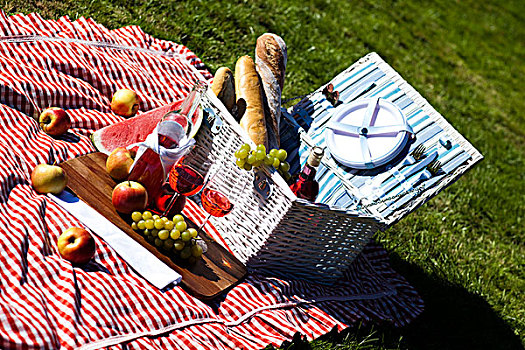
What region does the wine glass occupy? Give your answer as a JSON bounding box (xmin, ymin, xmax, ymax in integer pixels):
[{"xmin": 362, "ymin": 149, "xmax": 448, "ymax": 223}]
[
  {"xmin": 196, "ymin": 165, "xmax": 234, "ymax": 236},
  {"xmin": 160, "ymin": 161, "xmax": 205, "ymax": 216}
]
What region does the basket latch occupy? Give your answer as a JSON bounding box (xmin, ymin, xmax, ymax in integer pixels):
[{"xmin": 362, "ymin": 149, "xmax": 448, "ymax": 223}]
[
  {"xmin": 253, "ymin": 170, "xmax": 273, "ymax": 200},
  {"xmin": 203, "ymin": 107, "xmax": 223, "ymax": 134}
]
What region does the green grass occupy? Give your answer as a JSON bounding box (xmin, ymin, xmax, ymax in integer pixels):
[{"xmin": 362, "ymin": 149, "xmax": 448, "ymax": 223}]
[{"xmin": 4, "ymin": 0, "xmax": 524, "ymax": 348}]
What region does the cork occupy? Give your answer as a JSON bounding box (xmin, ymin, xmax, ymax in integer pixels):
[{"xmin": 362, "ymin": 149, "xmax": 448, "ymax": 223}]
[{"xmin": 307, "ymin": 147, "xmax": 324, "ymax": 167}]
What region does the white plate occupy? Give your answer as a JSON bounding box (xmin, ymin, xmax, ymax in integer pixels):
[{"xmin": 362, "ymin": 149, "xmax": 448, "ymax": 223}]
[{"xmin": 325, "ymin": 98, "xmax": 411, "ymax": 169}]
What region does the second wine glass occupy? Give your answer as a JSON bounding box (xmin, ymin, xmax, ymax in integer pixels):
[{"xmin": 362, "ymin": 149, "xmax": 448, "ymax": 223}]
[{"xmin": 196, "ymin": 165, "xmax": 234, "ymax": 236}]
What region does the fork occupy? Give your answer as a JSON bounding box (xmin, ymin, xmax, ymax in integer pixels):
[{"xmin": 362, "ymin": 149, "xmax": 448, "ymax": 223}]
[
  {"xmin": 362, "ymin": 144, "xmax": 426, "ymax": 192},
  {"xmin": 399, "ymin": 144, "xmax": 426, "ymax": 170},
  {"xmin": 411, "ymin": 159, "xmax": 442, "ymax": 188}
]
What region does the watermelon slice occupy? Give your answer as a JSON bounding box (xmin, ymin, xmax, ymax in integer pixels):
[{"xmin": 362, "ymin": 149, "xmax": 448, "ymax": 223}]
[{"xmin": 91, "ymin": 101, "xmax": 203, "ymax": 155}]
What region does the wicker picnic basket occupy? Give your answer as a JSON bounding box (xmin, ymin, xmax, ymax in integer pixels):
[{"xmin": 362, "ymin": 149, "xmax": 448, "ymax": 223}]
[
  {"xmin": 183, "ymin": 52, "xmax": 482, "ymax": 285},
  {"xmin": 184, "ymin": 88, "xmax": 382, "ymax": 285}
]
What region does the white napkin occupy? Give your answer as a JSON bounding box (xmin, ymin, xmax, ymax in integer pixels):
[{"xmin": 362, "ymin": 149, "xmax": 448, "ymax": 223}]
[
  {"xmin": 49, "ymin": 191, "xmax": 182, "ymax": 289},
  {"xmin": 129, "ymin": 120, "xmax": 196, "ymax": 176}
]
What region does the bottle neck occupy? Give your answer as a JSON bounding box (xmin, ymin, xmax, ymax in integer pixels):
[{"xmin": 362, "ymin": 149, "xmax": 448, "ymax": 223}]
[{"xmin": 179, "ymin": 80, "xmax": 207, "ymax": 117}]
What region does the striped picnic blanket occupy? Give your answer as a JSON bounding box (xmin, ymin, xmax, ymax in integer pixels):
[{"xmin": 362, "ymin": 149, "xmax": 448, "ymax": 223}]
[{"xmin": 0, "ymin": 11, "xmax": 423, "ymax": 350}]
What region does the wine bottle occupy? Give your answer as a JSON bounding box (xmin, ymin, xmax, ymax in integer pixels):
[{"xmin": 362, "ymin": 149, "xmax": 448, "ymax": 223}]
[
  {"xmin": 289, "ymin": 146, "xmax": 324, "ymax": 202},
  {"xmin": 161, "ymin": 80, "xmax": 207, "ymax": 142}
]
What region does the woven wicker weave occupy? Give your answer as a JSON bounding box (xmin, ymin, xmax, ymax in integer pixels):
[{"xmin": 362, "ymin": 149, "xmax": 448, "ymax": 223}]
[{"xmin": 184, "ymin": 90, "xmax": 382, "ymax": 284}]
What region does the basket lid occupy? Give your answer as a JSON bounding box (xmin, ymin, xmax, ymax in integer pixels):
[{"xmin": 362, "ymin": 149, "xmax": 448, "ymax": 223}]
[{"xmin": 325, "ymin": 97, "xmax": 413, "ymax": 169}]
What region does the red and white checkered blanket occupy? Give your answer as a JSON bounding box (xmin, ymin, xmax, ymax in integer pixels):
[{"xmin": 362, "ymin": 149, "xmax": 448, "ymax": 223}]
[{"xmin": 0, "ymin": 11, "xmax": 423, "ymax": 350}]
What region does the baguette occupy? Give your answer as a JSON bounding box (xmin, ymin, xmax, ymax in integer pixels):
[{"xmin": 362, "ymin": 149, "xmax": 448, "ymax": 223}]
[
  {"xmin": 235, "ymin": 55, "xmax": 268, "ymax": 148},
  {"xmin": 211, "ymin": 67, "xmax": 235, "ymax": 114},
  {"xmin": 255, "ymin": 33, "xmax": 287, "ymax": 149}
]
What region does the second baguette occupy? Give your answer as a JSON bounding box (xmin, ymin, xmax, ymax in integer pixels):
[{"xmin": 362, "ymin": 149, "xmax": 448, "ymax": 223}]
[
  {"xmin": 211, "ymin": 67, "xmax": 235, "ymax": 113},
  {"xmin": 235, "ymin": 55, "xmax": 268, "ymax": 148},
  {"xmin": 255, "ymin": 33, "xmax": 287, "ymax": 150}
]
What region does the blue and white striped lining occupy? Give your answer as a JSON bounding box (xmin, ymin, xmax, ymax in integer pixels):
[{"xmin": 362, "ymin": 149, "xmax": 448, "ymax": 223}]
[{"xmin": 280, "ymin": 54, "xmax": 474, "ymax": 223}]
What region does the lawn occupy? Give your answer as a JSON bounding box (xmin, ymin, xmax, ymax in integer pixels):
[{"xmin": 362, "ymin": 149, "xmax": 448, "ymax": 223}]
[{"xmin": 4, "ymin": 0, "xmax": 524, "ymax": 349}]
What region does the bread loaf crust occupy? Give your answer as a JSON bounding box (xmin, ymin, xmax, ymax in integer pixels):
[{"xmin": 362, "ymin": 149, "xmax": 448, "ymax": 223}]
[
  {"xmin": 235, "ymin": 55, "xmax": 268, "ymax": 148},
  {"xmin": 211, "ymin": 67, "xmax": 235, "ymax": 113},
  {"xmin": 256, "ymin": 33, "xmax": 287, "ymax": 90},
  {"xmin": 256, "ymin": 33, "xmax": 287, "ymax": 149}
]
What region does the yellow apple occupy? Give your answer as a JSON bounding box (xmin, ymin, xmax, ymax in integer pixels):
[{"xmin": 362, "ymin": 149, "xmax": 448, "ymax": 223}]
[
  {"xmin": 111, "ymin": 89, "xmax": 140, "ymax": 117},
  {"xmin": 31, "ymin": 164, "xmax": 68, "ymax": 194},
  {"xmin": 106, "ymin": 147, "xmax": 134, "ymax": 180}
]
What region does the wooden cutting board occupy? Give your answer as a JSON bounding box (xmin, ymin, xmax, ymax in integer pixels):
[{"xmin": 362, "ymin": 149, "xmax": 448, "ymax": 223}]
[{"xmin": 59, "ymin": 152, "xmax": 246, "ymax": 299}]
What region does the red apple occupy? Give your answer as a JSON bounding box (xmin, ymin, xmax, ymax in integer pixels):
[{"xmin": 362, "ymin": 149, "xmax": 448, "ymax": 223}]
[
  {"xmin": 39, "ymin": 107, "xmax": 71, "ymax": 136},
  {"xmin": 112, "ymin": 181, "xmax": 148, "ymax": 214},
  {"xmin": 57, "ymin": 227, "xmax": 96, "ymax": 264},
  {"xmin": 106, "ymin": 147, "xmax": 134, "ymax": 180},
  {"xmin": 31, "ymin": 164, "xmax": 68, "ymax": 194},
  {"xmin": 111, "ymin": 89, "xmax": 140, "ymax": 117}
]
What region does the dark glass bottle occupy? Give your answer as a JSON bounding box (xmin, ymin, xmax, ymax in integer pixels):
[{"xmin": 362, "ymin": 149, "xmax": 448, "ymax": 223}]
[{"xmin": 289, "ymin": 147, "xmax": 324, "ymax": 202}]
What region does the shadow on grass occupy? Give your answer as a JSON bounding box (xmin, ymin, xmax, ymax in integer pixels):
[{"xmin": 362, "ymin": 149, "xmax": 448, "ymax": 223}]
[
  {"xmin": 384, "ymin": 253, "xmax": 524, "ymax": 350},
  {"xmin": 268, "ymin": 252, "xmax": 523, "ymax": 350}
]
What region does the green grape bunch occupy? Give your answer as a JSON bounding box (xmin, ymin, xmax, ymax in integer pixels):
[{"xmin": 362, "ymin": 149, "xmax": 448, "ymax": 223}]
[
  {"xmin": 234, "ymin": 143, "xmax": 291, "ymax": 180},
  {"xmin": 130, "ymin": 210, "xmax": 205, "ymax": 263}
]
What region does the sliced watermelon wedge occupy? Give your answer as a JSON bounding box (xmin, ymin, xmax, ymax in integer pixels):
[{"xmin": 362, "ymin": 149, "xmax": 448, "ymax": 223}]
[{"xmin": 91, "ymin": 101, "xmax": 203, "ymax": 155}]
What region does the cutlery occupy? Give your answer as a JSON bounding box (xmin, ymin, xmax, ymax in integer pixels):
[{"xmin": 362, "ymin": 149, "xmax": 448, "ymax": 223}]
[
  {"xmin": 349, "ymin": 118, "xmax": 444, "ymax": 189},
  {"xmin": 381, "ymin": 158, "xmax": 442, "ymax": 208},
  {"xmin": 359, "ymin": 144, "xmax": 426, "ymax": 196},
  {"xmin": 379, "ymin": 151, "xmax": 472, "ymax": 216},
  {"xmin": 374, "ymin": 144, "xmax": 463, "ymax": 213},
  {"xmin": 374, "ymin": 150, "xmax": 438, "ymax": 199},
  {"xmin": 409, "ymin": 158, "xmax": 441, "ymax": 187}
]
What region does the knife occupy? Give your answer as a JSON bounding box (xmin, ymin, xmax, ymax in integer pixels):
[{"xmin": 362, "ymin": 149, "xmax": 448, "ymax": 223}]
[
  {"xmin": 375, "ymin": 150, "xmax": 439, "ymax": 199},
  {"xmin": 379, "ymin": 150, "xmax": 472, "ymax": 217},
  {"xmin": 374, "ymin": 144, "xmax": 462, "ymax": 211}
]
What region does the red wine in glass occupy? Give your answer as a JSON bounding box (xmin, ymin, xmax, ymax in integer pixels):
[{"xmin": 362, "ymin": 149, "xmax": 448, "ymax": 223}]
[
  {"xmin": 169, "ymin": 164, "xmax": 204, "ymax": 196},
  {"xmin": 201, "ymin": 188, "xmax": 233, "ymax": 217},
  {"xmin": 154, "ymin": 182, "xmax": 187, "ymax": 216}
]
